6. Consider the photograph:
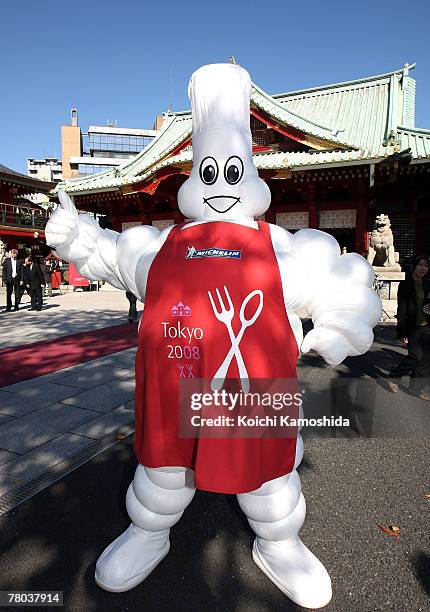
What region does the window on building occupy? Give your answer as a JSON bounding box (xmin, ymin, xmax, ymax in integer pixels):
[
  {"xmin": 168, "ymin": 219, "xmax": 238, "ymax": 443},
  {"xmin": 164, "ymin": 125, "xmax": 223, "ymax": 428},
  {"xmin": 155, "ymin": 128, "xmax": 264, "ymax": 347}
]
[
  {"xmin": 88, "ymin": 132, "xmax": 154, "ymax": 156},
  {"xmin": 78, "ymin": 164, "xmax": 115, "ymax": 176}
]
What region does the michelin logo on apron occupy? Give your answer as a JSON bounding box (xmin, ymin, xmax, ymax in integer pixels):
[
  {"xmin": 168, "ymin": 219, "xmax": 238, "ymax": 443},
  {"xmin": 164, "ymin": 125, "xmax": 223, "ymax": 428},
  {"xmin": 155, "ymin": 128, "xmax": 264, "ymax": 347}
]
[{"xmin": 186, "ymin": 246, "xmax": 242, "ymax": 259}]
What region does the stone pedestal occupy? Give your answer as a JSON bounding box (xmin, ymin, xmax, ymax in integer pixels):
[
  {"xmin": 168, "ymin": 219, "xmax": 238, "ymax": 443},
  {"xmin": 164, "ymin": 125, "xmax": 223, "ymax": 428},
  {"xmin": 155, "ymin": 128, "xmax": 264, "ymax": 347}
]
[{"xmin": 373, "ymin": 268, "xmax": 405, "ymax": 300}]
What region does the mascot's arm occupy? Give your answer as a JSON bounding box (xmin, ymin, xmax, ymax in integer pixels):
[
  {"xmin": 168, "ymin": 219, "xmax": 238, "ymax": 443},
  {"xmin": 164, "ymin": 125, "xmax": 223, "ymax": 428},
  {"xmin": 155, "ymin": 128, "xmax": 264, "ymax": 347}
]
[
  {"xmin": 45, "ymin": 190, "xmax": 159, "ymax": 297},
  {"xmin": 272, "ymin": 227, "xmax": 381, "ymax": 366}
]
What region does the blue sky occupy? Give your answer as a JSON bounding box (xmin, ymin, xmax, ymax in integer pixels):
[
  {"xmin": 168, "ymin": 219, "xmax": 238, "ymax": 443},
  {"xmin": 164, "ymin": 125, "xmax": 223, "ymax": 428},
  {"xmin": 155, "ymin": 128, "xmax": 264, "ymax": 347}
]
[{"xmin": 1, "ymin": 0, "xmax": 429, "ymax": 172}]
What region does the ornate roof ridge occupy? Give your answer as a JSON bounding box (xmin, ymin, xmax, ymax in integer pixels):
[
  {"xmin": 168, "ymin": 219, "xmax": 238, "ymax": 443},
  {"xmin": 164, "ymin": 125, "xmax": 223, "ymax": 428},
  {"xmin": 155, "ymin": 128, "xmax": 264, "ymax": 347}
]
[
  {"xmin": 273, "ymin": 63, "xmax": 416, "ymax": 100},
  {"xmin": 398, "ymin": 125, "xmax": 430, "ymax": 135},
  {"xmin": 164, "ymin": 110, "xmax": 191, "ymax": 117}
]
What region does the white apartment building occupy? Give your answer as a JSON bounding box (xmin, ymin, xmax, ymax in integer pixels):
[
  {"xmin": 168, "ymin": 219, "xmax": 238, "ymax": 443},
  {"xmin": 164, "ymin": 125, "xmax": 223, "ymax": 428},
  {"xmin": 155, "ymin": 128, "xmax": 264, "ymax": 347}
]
[{"xmin": 27, "ymin": 157, "xmax": 63, "ymax": 182}]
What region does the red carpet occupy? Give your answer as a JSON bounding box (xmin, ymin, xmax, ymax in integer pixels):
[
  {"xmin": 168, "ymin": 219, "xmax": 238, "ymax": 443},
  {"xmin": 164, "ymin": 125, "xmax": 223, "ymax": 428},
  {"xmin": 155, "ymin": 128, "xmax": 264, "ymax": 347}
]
[{"xmin": 0, "ymin": 323, "xmax": 138, "ymax": 388}]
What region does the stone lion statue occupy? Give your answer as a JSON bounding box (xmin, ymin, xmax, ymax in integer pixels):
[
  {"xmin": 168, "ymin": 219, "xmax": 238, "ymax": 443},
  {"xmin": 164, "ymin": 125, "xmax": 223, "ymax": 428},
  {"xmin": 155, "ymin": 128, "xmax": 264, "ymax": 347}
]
[{"xmin": 367, "ymin": 214, "xmax": 399, "ymax": 269}]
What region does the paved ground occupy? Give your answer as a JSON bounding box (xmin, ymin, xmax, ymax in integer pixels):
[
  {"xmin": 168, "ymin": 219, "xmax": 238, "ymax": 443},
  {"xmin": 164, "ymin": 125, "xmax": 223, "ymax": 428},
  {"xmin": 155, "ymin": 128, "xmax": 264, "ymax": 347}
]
[
  {"xmin": 0, "ymin": 348, "xmax": 136, "ymax": 495},
  {"xmin": 0, "ymin": 289, "xmax": 140, "ymax": 498},
  {"xmin": 0, "ymin": 290, "xmax": 428, "ymax": 611},
  {"xmin": 0, "ymin": 437, "xmax": 427, "ymax": 612},
  {"xmin": 0, "ymin": 285, "xmax": 137, "ymax": 349}
]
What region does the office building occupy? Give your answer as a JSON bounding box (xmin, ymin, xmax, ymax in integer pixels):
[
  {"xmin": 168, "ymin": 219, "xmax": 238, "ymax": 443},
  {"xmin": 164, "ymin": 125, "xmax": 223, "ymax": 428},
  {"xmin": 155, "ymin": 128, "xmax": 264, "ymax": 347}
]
[{"xmin": 61, "ymin": 108, "xmax": 159, "ymax": 179}]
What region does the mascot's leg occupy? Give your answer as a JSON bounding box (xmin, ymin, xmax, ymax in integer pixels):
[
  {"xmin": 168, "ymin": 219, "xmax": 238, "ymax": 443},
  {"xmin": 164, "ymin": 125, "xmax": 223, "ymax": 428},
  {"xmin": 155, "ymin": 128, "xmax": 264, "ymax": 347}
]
[
  {"xmin": 95, "ymin": 464, "xmax": 195, "ymax": 592},
  {"xmin": 294, "ymin": 433, "xmax": 304, "ymax": 469},
  {"xmin": 237, "ymin": 469, "xmax": 332, "ymax": 609}
]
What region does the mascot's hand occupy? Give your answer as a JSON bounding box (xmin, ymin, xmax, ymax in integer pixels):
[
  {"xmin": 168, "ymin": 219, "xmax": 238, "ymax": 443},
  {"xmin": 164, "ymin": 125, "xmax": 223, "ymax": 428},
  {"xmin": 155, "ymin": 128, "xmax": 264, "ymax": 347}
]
[
  {"xmin": 45, "ymin": 190, "xmax": 79, "ymax": 249},
  {"xmin": 301, "ymin": 327, "xmax": 353, "ymax": 367}
]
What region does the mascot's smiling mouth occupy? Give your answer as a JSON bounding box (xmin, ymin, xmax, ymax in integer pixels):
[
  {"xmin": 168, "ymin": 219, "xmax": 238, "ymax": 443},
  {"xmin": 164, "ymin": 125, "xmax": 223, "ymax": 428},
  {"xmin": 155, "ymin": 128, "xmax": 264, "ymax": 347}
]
[{"xmin": 204, "ymin": 196, "xmax": 241, "ymax": 213}]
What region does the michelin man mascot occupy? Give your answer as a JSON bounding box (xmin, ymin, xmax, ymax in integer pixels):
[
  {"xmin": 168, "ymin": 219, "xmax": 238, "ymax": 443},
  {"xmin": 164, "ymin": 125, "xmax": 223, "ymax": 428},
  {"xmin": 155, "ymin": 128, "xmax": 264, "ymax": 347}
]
[{"xmin": 46, "ymin": 64, "xmax": 380, "ymax": 608}]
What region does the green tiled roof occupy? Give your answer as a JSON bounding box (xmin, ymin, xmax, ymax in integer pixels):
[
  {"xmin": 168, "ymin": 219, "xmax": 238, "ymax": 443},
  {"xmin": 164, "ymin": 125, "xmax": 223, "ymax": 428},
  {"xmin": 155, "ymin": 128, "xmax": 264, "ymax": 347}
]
[
  {"xmin": 58, "ymin": 64, "xmax": 429, "ymax": 196},
  {"xmin": 276, "ymin": 78, "xmax": 389, "ymax": 155},
  {"xmin": 273, "ymin": 65, "xmax": 421, "ymax": 157},
  {"xmin": 398, "ymin": 126, "xmax": 430, "ymax": 158},
  {"xmin": 250, "ymin": 83, "xmax": 350, "ymax": 147}
]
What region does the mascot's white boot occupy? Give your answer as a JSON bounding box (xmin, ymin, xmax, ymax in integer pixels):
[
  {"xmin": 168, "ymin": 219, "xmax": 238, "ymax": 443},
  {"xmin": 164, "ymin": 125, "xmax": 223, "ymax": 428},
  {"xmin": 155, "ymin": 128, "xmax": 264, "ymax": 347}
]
[
  {"xmin": 237, "ymin": 467, "xmax": 332, "ymax": 610},
  {"xmin": 95, "ymin": 437, "xmax": 303, "ymax": 594},
  {"xmin": 95, "ymin": 465, "xmax": 195, "ymax": 592}
]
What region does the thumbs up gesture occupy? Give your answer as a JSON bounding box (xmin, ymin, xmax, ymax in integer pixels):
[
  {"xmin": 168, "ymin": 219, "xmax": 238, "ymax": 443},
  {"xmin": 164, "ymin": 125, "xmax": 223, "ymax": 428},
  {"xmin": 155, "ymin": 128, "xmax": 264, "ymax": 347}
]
[{"xmin": 45, "ymin": 190, "xmax": 80, "ymax": 248}]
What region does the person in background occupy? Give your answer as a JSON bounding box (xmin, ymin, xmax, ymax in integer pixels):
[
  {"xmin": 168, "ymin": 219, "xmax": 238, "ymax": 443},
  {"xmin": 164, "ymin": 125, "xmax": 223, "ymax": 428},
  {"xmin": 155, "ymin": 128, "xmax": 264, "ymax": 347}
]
[
  {"xmin": 20, "ymin": 256, "xmax": 32, "ymax": 301},
  {"xmin": 2, "ymin": 248, "xmax": 23, "ymax": 312},
  {"xmin": 0, "ymin": 241, "xmax": 7, "ymax": 268},
  {"xmin": 49, "ymin": 258, "xmax": 61, "ymax": 293},
  {"xmin": 23, "ymin": 255, "xmax": 44, "ymax": 311},
  {"xmin": 41, "ymin": 257, "xmax": 53, "ymax": 297},
  {"xmin": 388, "ymin": 254, "xmax": 430, "ymax": 400},
  {"xmin": 125, "ymin": 291, "xmax": 137, "ymax": 323}
]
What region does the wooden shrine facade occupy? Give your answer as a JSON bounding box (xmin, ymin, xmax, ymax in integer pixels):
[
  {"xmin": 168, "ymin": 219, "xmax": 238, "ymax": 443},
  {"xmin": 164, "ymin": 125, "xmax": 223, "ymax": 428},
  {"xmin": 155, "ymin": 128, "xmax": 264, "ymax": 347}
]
[
  {"xmin": 69, "ymin": 155, "xmax": 430, "ymax": 266},
  {"xmin": 0, "ymin": 164, "xmax": 54, "ymax": 254}
]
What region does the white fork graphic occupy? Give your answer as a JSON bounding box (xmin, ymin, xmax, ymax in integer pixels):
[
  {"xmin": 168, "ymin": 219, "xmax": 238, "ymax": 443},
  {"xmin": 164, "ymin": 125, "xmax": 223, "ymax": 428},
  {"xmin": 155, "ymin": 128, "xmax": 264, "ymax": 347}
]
[{"xmin": 208, "ymin": 286, "xmax": 264, "ymax": 393}]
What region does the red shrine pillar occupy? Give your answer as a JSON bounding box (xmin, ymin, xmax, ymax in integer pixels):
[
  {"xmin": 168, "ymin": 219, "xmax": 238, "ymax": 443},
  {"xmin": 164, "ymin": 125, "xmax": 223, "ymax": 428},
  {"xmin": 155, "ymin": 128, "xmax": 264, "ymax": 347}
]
[
  {"xmin": 355, "ymin": 183, "xmax": 368, "ymax": 255},
  {"xmin": 308, "ymin": 183, "xmax": 318, "ymax": 228}
]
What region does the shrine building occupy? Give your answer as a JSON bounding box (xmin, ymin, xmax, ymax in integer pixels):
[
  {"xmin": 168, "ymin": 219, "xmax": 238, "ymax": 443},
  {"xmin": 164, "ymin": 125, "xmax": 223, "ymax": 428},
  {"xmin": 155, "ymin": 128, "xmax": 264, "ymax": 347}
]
[
  {"xmin": 55, "ymin": 63, "xmax": 430, "ymax": 265},
  {"xmin": 0, "ymin": 163, "xmax": 53, "ymax": 256}
]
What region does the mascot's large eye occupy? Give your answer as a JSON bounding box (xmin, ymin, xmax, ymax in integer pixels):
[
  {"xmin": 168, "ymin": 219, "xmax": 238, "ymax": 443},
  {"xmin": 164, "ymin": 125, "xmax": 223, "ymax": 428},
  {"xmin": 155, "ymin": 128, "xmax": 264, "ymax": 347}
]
[
  {"xmin": 199, "ymin": 157, "xmax": 219, "ymax": 185},
  {"xmin": 224, "ymin": 156, "xmax": 244, "ymax": 185}
]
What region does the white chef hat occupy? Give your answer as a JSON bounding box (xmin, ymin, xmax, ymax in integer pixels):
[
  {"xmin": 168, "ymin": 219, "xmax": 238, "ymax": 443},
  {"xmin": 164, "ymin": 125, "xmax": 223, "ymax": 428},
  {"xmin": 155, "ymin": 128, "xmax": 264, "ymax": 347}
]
[{"xmin": 188, "ymin": 63, "xmax": 252, "ymax": 152}]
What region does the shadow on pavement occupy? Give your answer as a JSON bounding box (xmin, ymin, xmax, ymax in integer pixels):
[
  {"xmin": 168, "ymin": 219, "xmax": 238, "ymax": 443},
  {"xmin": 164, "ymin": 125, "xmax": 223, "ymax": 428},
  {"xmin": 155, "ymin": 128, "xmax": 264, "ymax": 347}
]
[
  {"xmin": 412, "ymin": 550, "xmax": 430, "ymax": 596},
  {"xmin": 0, "ymin": 438, "xmax": 302, "ymax": 611},
  {"xmin": 0, "ymin": 435, "xmax": 428, "ymax": 611}
]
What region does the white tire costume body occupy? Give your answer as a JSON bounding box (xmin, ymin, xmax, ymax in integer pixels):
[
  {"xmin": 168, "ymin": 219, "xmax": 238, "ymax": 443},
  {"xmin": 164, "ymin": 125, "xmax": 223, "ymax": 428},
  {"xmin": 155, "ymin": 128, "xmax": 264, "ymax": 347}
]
[{"xmin": 45, "ymin": 63, "xmax": 381, "ymax": 609}]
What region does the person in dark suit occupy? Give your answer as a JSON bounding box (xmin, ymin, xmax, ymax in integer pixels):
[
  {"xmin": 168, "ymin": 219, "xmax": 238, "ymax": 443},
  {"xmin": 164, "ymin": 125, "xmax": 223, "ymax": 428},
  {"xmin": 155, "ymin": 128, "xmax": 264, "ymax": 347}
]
[
  {"xmin": 41, "ymin": 258, "xmax": 53, "ymax": 297},
  {"xmin": 2, "ymin": 249, "xmax": 23, "ymax": 311},
  {"xmin": 125, "ymin": 291, "xmax": 137, "ymax": 322},
  {"xmin": 22, "ymin": 255, "xmax": 44, "ymax": 311},
  {"xmin": 388, "ymin": 254, "xmax": 430, "ymax": 399}
]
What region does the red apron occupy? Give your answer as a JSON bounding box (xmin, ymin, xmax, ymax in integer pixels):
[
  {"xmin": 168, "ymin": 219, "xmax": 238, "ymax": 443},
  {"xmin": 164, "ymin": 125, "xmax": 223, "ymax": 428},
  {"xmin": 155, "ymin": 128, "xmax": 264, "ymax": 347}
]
[{"xmin": 134, "ymin": 221, "xmax": 298, "ymax": 493}]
